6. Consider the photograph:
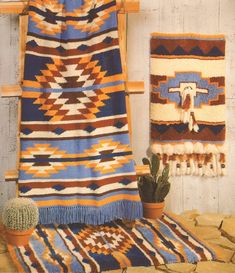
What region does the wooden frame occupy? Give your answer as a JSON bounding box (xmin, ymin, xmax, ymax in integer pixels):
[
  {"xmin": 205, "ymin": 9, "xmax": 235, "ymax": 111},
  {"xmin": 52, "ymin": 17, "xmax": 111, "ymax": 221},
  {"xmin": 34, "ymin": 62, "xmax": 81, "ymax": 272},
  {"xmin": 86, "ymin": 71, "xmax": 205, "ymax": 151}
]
[{"xmin": 1, "ymin": 0, "xmax": 150, "ymax": 183}]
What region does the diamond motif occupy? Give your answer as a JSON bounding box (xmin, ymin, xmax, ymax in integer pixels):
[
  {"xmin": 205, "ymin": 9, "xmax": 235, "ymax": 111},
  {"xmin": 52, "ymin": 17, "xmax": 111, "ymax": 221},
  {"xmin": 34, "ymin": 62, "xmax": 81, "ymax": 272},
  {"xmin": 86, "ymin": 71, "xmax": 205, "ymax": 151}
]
[{"xmin": 53, "ymin": 128, "xmax": 65, "ymax": 135}]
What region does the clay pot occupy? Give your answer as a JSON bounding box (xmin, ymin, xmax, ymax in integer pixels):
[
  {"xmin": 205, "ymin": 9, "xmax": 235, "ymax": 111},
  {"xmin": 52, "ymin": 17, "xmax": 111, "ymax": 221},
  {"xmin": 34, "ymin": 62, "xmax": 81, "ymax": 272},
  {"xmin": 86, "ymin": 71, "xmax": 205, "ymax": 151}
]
[
  {"xmin": 142, "ymin": 201, "xmax": 165, "ymax": 219},
  {"xmin": 5, "ymin": 227, "xmax": 34, "ymax": 246}
]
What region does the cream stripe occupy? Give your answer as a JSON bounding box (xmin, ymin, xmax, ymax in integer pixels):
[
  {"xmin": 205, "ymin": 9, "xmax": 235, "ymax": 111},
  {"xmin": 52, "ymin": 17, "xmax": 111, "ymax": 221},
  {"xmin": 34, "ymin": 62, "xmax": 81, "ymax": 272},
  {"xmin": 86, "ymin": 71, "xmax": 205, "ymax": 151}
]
[
  {"xmin": 20, "ymin": 125, "xmax": 128, "ymax": 138},
  {"xmin": 55, "ymin": 227, "xmax": 94, "ymax": 273},
  {"xmin": 151, "ymin": 103, "xmax": 225, "ymax": 123},
  {"xmin": 150, "ymin": 58, "xmax": 225, "ymax": 77},
  {"xmin": 27, "ymin": 31, "xmax": 118, "ymax": 49},
  {"xmin": 20, "ymin": 182, "xmax": 138, "ymax": 196},
  {"xmin": 26, "ymin": 45, "xmax": 119, "ymax": 59}
]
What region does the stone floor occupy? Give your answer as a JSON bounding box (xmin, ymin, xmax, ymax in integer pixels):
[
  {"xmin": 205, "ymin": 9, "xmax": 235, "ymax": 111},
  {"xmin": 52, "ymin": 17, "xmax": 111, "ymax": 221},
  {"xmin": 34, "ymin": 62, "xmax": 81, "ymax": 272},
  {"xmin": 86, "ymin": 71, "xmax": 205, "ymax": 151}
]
[{"xmin": 0, "ymin": 210, "xmax": 235, "ymax": 273}]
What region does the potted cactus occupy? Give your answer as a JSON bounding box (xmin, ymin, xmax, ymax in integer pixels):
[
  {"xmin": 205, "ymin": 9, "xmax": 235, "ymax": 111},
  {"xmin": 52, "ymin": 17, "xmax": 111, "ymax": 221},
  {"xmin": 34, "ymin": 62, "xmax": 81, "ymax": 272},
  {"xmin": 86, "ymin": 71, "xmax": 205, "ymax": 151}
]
[
  {"xmin": 2, "ymin": 198, "xmax": 39, "ymax": 246},
  {"xmin": 138, "ymin": 154, "xmax": 171, "ymax": 219}
]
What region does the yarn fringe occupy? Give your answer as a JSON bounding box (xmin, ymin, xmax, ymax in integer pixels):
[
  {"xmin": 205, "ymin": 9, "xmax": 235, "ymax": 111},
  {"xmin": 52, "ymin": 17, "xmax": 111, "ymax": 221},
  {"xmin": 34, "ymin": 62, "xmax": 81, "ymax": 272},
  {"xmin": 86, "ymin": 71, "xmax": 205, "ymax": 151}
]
[
  {"xmin": 38, "ymin": 200, "xmax": 143, "ymax": 225},
  {"xmin": 151, "ymin": 142, "xmax": 226, "ymax": 177}
]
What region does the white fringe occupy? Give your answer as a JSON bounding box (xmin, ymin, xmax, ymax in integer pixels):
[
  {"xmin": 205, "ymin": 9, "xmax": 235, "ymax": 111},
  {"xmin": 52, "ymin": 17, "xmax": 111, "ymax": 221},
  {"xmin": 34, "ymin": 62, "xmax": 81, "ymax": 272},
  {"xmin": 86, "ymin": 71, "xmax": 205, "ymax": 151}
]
[{"xmin": 151, "ymin": 142, "xmax": 226, "ymax": 177}]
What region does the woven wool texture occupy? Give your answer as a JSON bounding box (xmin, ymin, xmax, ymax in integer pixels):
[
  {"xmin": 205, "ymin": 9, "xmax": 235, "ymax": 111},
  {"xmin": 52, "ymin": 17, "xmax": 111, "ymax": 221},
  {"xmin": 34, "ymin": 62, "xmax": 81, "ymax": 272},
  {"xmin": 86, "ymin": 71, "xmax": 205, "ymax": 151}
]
[
  {"xmin": 150, "ymin": 33, "xmax": 226, "ymax": 176},
  {"xmin": 18, "ymin": 0, "xmax": 142, "ymax": 224},
  {"xmin": 7, "ymin": 213, "xmax": 217, "ymax": 273}
]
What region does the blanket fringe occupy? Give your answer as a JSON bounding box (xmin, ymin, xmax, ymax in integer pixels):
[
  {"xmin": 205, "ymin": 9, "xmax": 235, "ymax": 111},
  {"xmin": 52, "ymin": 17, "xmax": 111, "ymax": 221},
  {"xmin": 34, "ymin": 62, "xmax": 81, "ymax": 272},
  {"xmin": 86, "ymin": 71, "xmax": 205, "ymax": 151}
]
[
  {"xmin": 151, "ymin": 142, "xmax": 226, "ymax": 176},
  {"xmin": 38, "ymin": 200, "xmax": 143, "ymax": 225}
]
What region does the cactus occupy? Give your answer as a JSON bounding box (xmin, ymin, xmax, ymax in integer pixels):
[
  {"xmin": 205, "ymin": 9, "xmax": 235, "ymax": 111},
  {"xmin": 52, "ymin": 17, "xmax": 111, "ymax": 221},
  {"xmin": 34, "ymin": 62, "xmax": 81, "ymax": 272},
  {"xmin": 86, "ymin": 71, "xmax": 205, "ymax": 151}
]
[
  {"xmin": 138, "ymin": 154, "xmax": 171, "ymax": 203},
  {"xmin": 2, "ymin": 198, "xmax": 39, "ymax": 231}
]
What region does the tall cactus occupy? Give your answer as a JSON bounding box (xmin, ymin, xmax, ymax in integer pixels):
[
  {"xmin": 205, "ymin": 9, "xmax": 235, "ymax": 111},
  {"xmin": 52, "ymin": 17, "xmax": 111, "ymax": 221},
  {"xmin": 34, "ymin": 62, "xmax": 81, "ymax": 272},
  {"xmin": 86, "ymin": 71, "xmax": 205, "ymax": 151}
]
[
  {"xmin": 138, "ymin": 154, "xmax": 171, "ymax": 203},
  {"xmin": 2, "ymin": 198, "xmax": 39, "ymax": 231}
]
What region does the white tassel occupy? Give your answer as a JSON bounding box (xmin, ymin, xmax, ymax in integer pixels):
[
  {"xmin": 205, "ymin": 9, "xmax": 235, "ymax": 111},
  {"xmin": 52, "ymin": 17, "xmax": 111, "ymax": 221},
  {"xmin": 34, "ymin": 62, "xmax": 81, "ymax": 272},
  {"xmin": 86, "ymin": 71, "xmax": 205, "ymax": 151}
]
[
  {"xmin": 194, "ymin": 142, "xmax": 204, "ymax": 154},
  {"xmin": 174, "ymin": 144, "xmax": 185, "ymax": 155},
  {"xmin": 184, "ymin": 142, "xmax": 194, "ymax": 154},
  {"xmin": 163, "ymin": 144, "xmax": 174, "ymax": 155},
  {"xmin": 151, "ymin": 143, "xmax": 162, "ymax": 154}
]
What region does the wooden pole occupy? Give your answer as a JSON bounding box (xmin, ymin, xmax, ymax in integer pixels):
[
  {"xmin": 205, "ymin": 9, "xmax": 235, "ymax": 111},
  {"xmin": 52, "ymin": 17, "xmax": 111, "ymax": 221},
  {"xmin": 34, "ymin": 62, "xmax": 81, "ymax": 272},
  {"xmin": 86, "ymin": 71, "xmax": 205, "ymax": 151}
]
[{"xmin": 0, "ymin": 0, "xmax": 139, "ymax": 14}]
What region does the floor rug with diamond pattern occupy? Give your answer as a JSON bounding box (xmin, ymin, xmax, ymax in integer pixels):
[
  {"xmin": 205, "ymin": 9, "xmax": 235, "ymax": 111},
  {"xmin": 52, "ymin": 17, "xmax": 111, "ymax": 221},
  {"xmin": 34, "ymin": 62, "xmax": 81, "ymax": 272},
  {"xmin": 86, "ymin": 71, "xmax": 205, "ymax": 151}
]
[
  {"xmin": 18, "ymin": 0, "xmax": 142, "ymax": 225},
  {"xmin": 8, "ymin": 213, "xmax": 217, "ymax": 273}
]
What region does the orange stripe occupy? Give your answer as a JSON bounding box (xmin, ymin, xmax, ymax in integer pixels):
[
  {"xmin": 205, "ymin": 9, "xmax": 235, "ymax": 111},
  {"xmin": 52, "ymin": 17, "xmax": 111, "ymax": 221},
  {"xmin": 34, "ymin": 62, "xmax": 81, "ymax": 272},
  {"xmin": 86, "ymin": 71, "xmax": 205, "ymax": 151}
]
[
  {"xmin": 151, "ymin": 32, "xmax": 225, "ymax": 39},
  {"xmin": 7, "ymin": 245, "xmax": 26, "ymax": 273},
  {"xmin": 151, "ymin": 55, "xmax": 224, "ymax": 60},
  {"xmin": 36, "ymin": 194, "xmax": 140, "ymax": 207}
]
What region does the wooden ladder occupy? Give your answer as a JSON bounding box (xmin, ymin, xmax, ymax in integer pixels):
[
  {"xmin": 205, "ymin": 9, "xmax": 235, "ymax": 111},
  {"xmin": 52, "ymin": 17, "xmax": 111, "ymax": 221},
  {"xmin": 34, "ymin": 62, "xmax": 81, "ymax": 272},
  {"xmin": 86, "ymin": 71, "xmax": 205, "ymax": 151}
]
[{"xmin": 0, "ymin": 0, "xmax": 150, "ymax": 194}]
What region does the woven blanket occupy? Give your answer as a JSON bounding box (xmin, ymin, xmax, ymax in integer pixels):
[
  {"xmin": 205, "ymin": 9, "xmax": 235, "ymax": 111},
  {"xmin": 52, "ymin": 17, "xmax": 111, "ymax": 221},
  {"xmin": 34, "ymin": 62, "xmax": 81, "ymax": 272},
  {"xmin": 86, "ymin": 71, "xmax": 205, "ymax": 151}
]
[
  {"xmin": 8, "ymin": 213, "xmax": 217, "ymax": 273},
  {"xmin": 18, "ymin": 0, "xmax": 142, "ymax": 225},
  {"xmin": 150, "ymin": 33, "xmax": 226, "ymax": 176}
]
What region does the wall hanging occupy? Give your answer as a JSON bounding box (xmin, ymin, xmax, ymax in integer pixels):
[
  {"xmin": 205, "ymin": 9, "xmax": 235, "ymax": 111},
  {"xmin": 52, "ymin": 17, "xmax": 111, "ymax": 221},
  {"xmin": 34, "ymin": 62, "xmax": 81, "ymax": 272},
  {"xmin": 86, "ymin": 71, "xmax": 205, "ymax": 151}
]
[
  {"xmin": 16, "ymin": 0, "xmax": 143, "ymax": 224},
  {"xmin": 150, "ymin": 33, "xmax": 226, "ymax": 176}
]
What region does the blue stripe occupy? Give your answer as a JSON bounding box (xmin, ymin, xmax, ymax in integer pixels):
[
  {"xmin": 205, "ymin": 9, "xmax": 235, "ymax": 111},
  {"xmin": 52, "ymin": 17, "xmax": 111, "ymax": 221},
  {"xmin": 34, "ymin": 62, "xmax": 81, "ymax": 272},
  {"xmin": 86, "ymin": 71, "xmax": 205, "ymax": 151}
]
[{"xmin": 22, "ymin": 80, "xmax": 124, "ymax": 93}]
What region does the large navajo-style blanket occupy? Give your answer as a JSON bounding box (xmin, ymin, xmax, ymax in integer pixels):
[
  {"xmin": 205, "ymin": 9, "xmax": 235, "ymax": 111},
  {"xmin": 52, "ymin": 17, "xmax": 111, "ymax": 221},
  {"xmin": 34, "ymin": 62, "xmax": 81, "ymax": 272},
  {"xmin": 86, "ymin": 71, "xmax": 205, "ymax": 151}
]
[
  {"xmin": 18, "ymin": 0, "xmax": 142, "ymax": 225},
  {"xmin": 150, "ymin": 33, "xmax": 226, "ymax": 176},
  {"xmin": 8, "ymin": 213, "xmax": 217, "ymax": 273}
]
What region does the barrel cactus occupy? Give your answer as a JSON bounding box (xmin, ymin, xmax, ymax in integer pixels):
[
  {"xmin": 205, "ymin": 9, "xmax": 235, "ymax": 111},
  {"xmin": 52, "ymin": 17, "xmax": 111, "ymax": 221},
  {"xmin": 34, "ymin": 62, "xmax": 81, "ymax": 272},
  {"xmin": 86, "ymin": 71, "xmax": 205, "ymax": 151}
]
[{"xmin": 2, "ymin": 198, "xmax": 39, "ymax": 231}]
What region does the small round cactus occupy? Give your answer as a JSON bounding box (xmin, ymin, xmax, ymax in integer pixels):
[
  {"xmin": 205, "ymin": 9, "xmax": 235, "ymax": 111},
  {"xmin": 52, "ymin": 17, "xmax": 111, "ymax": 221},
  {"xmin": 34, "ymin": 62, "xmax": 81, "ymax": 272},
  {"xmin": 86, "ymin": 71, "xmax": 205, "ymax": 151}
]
[{"xmin": 2, "ymin": 198, "xmax": 39, "ymax": 231}]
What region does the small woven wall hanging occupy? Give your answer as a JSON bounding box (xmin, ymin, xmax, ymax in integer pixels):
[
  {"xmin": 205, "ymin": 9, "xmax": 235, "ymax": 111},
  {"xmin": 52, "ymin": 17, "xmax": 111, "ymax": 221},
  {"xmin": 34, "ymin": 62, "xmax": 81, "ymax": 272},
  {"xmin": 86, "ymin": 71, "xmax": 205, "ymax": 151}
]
[{"xmin": 150, "ymin": 33, "xmax": 226, "ymax": 176}]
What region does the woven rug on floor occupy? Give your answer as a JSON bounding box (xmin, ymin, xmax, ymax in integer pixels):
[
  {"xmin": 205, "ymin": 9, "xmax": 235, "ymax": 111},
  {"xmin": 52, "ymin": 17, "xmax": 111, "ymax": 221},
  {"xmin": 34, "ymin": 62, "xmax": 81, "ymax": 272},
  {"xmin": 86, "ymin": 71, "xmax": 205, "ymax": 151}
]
[
  {"xmin": 150, "ymin": 33, "xmax": 226, "ymax": 177},
  {"xmin": 18, "ymin": 0, "xmax": 142, "ymax": 225},
  {"xmin": 8, "ymin": 213, "xmax": 217, "ymax": 273}
]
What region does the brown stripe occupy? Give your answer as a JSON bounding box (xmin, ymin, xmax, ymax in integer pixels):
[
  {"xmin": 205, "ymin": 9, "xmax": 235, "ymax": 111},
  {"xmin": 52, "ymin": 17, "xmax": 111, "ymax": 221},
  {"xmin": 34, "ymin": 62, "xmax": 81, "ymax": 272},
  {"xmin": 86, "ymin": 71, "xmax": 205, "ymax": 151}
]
[
  {"xmin": 151, "ymin": 126, "xmax": 225, "ymax": 142},
  {"xmin": 24, "ymin": 245, "xmax": 46, "ymax": 273},
  {"xmin": 21, "ymin": 117, "xmax": 128, "ymax": 132},
  {"xmin": 117, "ymin": 220, "xmax": 166, "ymax": 266},
  {"xmin": 161, "ymin": 215, "xmax": 208, "ymax": 260},
  {"xmin": 150, "ymin": 75, "xmax": 167, "ymax": 86},
  {"xmin": 27, "ymin": 39, "xmax": 119, "ymax": 57},
  {"xmin": 19, "ymin": 175, "xmax": 136, "ymax": 189},
  {"xmin": 209, "ymin": 94, "xmax": 225, "ymax": 105},
  {"xmin": 151, "ymin": 92, "xmax": 167, "ymax": 104},
  {"xmin": 150, "ymin": 38, "xmax": 225, "ymax": 55},
  {"xmin": 64, "ymin": 227, "xmax": 98, "ymax": 273}
]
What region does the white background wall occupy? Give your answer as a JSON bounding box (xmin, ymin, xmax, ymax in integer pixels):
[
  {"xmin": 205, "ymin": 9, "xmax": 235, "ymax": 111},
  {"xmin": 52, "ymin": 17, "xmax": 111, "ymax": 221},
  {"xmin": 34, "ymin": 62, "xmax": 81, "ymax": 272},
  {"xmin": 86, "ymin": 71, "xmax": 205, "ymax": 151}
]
[{"xmin": 0, "ymin": 0, "xmax": 235, "ymax": 214}]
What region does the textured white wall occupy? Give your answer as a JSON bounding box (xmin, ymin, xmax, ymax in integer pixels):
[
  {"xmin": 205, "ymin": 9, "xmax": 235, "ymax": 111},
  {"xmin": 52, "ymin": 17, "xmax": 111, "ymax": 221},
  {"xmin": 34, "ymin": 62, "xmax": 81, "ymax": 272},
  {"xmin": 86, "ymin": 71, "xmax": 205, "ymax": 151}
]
[
  {"xmin": 128, "ymin": 0, "xmax": 235, "ymax": 214},
  {"xmin": 0, "ymin": 0, "xmax": 235, "ymax": 214}
]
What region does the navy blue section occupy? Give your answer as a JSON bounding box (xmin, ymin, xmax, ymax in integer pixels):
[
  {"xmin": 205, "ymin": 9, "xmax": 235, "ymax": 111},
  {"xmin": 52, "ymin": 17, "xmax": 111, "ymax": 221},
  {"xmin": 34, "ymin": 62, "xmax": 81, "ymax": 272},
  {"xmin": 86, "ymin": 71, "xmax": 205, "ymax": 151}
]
[
  {"xmin": 152, "ymin": 123, "xmax": 225, "ymax": 135},
  {"xmin": 20, "ymin": 151, "xmax": 133, "ymax": 163},
  {"xmin": 152, "ymin": 45, "xmax": 224, "ymax": 57},
  {"xmin": 21, "ymin": 98, "xmax": 50, "ymax": 122},
  {"xmin": 92, "ymin": 49, "xmax": 122, "ymax": 76},
  {"xmin": 24, "ymin": 54, "xmax": 54, "ymax": 81},
  {"xmin": 172, "ymin": 46, "xmax": 185, "ymax": 55},
  {"xmin": 96, "ymin": 91, "xmax": 126, "ymax": 118}
]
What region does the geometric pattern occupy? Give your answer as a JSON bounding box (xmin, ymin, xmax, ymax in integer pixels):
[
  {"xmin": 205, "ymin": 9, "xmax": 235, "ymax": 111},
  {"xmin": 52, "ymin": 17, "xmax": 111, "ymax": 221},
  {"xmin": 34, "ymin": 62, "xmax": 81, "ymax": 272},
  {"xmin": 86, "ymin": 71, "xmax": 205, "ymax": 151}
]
[
  {"xmin": 150, "ymin": 33, "xmax": 226, "ymax": 176},
  {"xmin": 30, "ymin": 0, "xmax": 116, "ymax": 35},
  {"xmin": 20, "ymin": 143, "xmax": 67, "ymax": 178},
  {"xmin": 19, "ymin": 0, "xmax": 142, "ymax": 225},
  {"xmin": 33, "ymin": 89, "xmax": 109, "ymax": 121},
  {"xmin": 7, "ymin": 213, "xmax": 217, "ymax": 273},
  {"xmin": 83, "ymin": 139, "xmax": 133, "ymax": 174}
]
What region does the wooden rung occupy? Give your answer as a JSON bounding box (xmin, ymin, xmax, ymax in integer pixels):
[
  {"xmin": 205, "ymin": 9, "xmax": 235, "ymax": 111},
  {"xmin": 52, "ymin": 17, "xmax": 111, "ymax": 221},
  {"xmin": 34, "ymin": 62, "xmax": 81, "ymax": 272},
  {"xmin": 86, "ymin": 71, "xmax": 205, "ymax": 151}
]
[
  {"xmin": 5, "ymin": 170, "xmax": 18, "ymax": 181},
  {"xmin": 5, "ymin": 165, "xmax": 150, "ymax": 181},
  {"xmin": 126, "ymin": 81, "xmax": 145, "ymax": 94},
  {"xmin": 1, "ymin": 81, "xmax": 144, "ymax": 97},
  {"xmin": 1, "ymin": 85, "xmax": 22, "ymax": 97},
  {"xmin": 0, "ymin": 0, "xmax": 139, "ymax": 14}
]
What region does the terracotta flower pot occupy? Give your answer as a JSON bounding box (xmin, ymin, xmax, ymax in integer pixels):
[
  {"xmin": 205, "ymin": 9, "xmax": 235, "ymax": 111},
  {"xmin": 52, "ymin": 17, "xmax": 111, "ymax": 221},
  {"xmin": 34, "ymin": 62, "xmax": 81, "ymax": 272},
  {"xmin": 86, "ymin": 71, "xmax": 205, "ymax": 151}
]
[
  {"xmin": 5, "ymin": 227, "xmax": 34, "ymax": 246},
  {"xmin": 142, "ymin": 201, "xmax": 165, "ymax": 219}
]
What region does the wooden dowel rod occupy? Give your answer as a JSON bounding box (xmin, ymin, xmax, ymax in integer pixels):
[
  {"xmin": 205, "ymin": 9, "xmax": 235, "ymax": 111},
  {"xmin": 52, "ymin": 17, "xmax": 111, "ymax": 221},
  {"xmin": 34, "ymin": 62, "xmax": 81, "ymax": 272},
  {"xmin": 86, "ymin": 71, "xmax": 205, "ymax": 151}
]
[
  {"xmin": 1, "ymin": 81, "xmax": 144, "ymax": 97},
  {"xmin": 126, "ymin": 81, "xmax": 145, "ymax": 94},
  {"xmin": 5, "ymin": 165, "xmax": 150, "ymax": 181},
  {"xmin": 0, "ymin": 0, "xmax": 139, "ymax": 14}
]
